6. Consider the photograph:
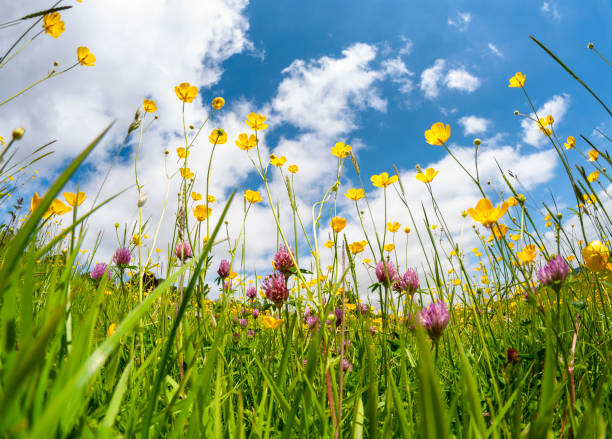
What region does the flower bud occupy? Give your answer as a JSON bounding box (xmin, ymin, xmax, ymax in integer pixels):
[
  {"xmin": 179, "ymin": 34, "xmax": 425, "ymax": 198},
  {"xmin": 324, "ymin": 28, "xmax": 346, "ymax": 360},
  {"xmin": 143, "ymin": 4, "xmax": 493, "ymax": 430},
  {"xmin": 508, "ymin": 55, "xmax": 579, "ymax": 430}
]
[
  {"xmin": 587, "ymin": 42, "xmax": 594, "ymax": 49},
  {"xmin": 473, "ymin": 138, "xmax": 481, "ymax": 146},
  {"xmin": 12, "ymin": 127, "xmax": 25, "ymax": 140},
  {"xmin": 138, "ymin": 193, "xmax": 147, "ymax": 207},
  {"xmin": 513, "ymin": 110, "xmax": 519, "ymax": 116}
]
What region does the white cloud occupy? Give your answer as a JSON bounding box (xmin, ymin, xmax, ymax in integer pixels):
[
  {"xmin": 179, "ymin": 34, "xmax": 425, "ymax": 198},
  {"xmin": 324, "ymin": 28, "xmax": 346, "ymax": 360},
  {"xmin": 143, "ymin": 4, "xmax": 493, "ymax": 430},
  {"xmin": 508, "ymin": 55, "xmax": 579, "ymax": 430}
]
[
  {"xmin": 420, "ymin": 59, "xmax": 446, "ymax": 99},
  {"xmin": 399, "ymin": 36, "xmax": 414, "ymax": 56},
  {"xmin": 521, "ymin": 94, "xmax": 570, "ymax": 147},
  {"xmin": 541, "ymin": 2, "xmax": 561, "ymax": 21},
  {"xmin": 382, "ymin": 57, "xmax": 414, "ymax": 94},
  {"xmin": 448, "ymin": 11, "xmax": 472, "ymax": 31},
  {"xmin": 444, "ymin": 68, "xmax": 480, "ymax": 93},
  {"xmin": 488, "ymin": 43, "xmax": 503, "ymax": 58},
  {"xmin": 459, "ymin": 116, "xmax": 490, "ymax": 135}
]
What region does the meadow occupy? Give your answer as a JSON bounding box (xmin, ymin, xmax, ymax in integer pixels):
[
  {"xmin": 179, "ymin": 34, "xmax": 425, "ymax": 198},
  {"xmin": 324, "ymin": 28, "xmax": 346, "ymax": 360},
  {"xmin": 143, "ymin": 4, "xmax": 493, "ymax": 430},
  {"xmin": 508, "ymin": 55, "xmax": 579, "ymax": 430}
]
[{"xmin": 1, "ymin": 4, "xmax": 612, "ymax": 438}]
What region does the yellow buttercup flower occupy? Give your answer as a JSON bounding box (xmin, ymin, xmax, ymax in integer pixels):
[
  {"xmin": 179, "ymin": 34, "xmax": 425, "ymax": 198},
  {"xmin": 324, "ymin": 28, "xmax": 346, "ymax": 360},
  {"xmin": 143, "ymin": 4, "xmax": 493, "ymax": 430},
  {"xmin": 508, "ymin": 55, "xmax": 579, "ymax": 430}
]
[
  {"xmin": 262, "ymin": 315, "xmax": 282, "ymax": 329},
  {"xmin": 588, "ymin": 149, "xmax": 599, "ymax": 162},
  {"xmin": 269, "ymin": 154, "xmax": 286, "ymax": 167},
  {"xmin": 383, "ymin": 243, "xmax": 395, "ymax": 252},
  {"xmin": 212, "ymin": 97, "xmax": 225, "ymax": 110},
  {"xmin": 143, "ymin": 99, "xmax": 157, "ymax": 113},
  {"xmin": 177, "ymin": 147, "xmax": 189, "ymax": 158},
  {"xmin": 467, "ymin": 198, "xmax": 509, "ymax": 228},
  {"xmin": 43, "ymin": 12, "xmax": 65, "ymax": 38},
  {"xmin": 193, "ymin": 205, "xmax": 212, "ymax": 221},
  {"xmin": 175, "ymin": 82, "xmax": 198, "ymax": 103},
  {"xmin": 386, "ymin": 222, "xmax": 400, "ymax": 233},
  {"xmin": 77, "ymin": 46, "xmax": 96, "ymax": 66},
  {"xmin": 207, "ymin": 195, "xmax": 216, "ymax": 203},
  {"xmin": 132, "ymin": 234, "xmax": 142, "ymax": 246},
  {"xmin": 582, "ymin": 240, "xmax": 609, "ymax": 271},
  {"xmin": 588, "ymin": 170, "xmax": 599, "ymax": 182},
  {"xmin": 180, "ymin": 167, "xmax": 194, "ymax": 179},
  {"xmin": 424, "ymin": 122, "xmax": 451, "ymax": 145},
  {"xmin": 324, "ymin": 240, "xmax": 334, "ymax": 249},
  {"xmin": 244, "ymin": 190, "xmax": 262, "ymax": 203},
  {"xmin": 349, "ymin": 240, "xmax": 367, "ymax": 254},
  {"xmin": 564, "ymin": 136, "xmax": 575, "ymax": 149},
  {"xmin": 507, "ymin": 196, "xmax": 518, "ymax": 206},
  {"xmin": 330, "ymin": 216, "xmax": 346, "ymax": 233},
  {"xmin": 545, "ymin": 115, "xmax": 554, "ymax": 125},
  {"xmin": 63, "ymin": 191, "xmax": 86, "ymax": 207},
  {"xmin": 209, "ymin": 128, "xmax": 227, "ymax": 144},
  {"xmin": 0, "ymin": 136, "xmax": 4, "ymax": 146},
  {"xmin": 345, "ymin": 188, "xmax": 364, "ymax": 201},
  {"xmin": 508, "ymin": 72, "xmax": 526, "ymax": 88},
  {"xmin": 107, "ymin": 323, "xmax": 117, "ymax": 337},
  {"xmin": 330, "ymin": 142, "xmax": 352, "ymax": 158},
  {"xmin": 371, "ymin": 172, "xmax": 398, "ymax": 188},
  {"xmin": 48, "ymin": 199, "xmax": 71, "ymax": 216},
  {"xmin": 491, "ymin": 223, "xmax": 509, "ymax": 239},
  {"xmin": 30, "ymin": 192, "xmax": 42, "ymax": 212},
  {"xmin": 288, "ymin": 164, "xmax": 299, "ymax": 173},
  {"xmin": 516, "ymin": 244, "xmax": 537, "ymax": 264},
  {"xmin": 415, "ymin": 167, "xmax": 439, "ymax": 183},
  {"xmin": 246, "ymin": 113, "xmax": 268, "ymax": 131},
  {"xmin": 191, "ymin": 192, "xmax": 202, "ymax": 201},
  {"xmin": 235, "ymin": 133, "xmax": 257, "ymax": 151},
  {"xmin": 404, "ymin": 227, "xmax": 411, "ymax": 234}
]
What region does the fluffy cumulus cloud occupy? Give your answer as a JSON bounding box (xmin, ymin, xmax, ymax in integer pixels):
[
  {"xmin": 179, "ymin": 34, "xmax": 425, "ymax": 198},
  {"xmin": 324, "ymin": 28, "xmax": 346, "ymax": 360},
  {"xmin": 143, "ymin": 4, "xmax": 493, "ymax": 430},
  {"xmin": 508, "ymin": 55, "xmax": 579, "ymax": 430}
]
[
  {"xmin": 521, "ymin": 94, "xmax": 570, "ymax": 147},
  {"xmin": 459, "ymin": 115, "xmax": 490, "ymax": 135},
  {"xmin": 444, "ymin": 68, "xmax": 480, "ymax": 93},
  {"xmin": 420, "ymin": 59, "xmax": 446, "ymax": 99},
  {"xmin": 420, "ymin": 60, "xmax": 480, "ymax": 98}
]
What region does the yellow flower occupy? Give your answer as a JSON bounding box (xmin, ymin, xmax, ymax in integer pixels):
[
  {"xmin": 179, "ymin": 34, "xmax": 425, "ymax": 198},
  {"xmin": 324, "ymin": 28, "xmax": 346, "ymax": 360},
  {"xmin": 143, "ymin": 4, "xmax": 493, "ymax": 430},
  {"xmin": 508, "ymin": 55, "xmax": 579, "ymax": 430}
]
[
  {"xmin": 544, "ymin": 212, "xmax": 551, "ymax": 221},
  {"xmin": 467, "ymin": 198, "xmax": 509, "ymax": 228},
  {"xmin": 324, "ymin": 240, "xmax": 334, "ymax": 249},
  {"xmin": 209, "ymin": 128, "xmax": 227, "ymax": 144},
  {"xmin": 269, "ymin": 154, "xmax": 286, "ymax": 167},
  {"xmin": 507, "ymin": 196, "xmax": 518, "ymax": 206},
  {"xmin": 244, "ymin": 190, "xmax": 262, "ymax": 203},
  {"xmin": 180, "ymin": 167, "xmax": 194, "ymax": 179},
  {"xmin": 588, "ymin": 170, "xmax": 599, "ymax": 182},
  {"xmin": 174, "ymin": 82, "xmax": 198, "ymax": 103},
  {"xmin": 30, "ymin": 192, "xmax": 42, "ymax": 212},
  {"xmin": 48, "ymin": 199, "xmax": 71, "ymax": 216},
  {"xmin": 415, "ymin": 167, "xmax": 439, "ymax": 183},
  {"xmin": 246, "ymin": 113, "xmax": 268, "ymax": 131},
  {"xmin": 582, "ymin": 240, "xmax": 609, "ymax": 271},
  {"xmin": 193, "ymin": 205, "xmax": 212, "ymax": 221},
  {"xmin": 349, "ymin": 240, "xmax": 367, "ymax": 254},
  {"xmin": 345, "ymin": 188, "xmax": 365, "ymax": 201},
  {"xmin": 330, "ymin": 142, "xmax": 352, "ymax": 158},
  {"xmin": 566, "ymin": 255, "xmax": 575, "ymax": 262},
  {"xmin": 491, "ymin": 223, "xmax": 509, "ymax": 239},
  {"xmin": 212, "ymin": 97, "xmax": 225, "ymax": 110},
  {"xmin": 262, "ymin": 315, "xmax": 282, "ymax": 329},
  {"xmin": 545, "ymin": 115, "xmax": 554, "ymax": 125},
  {"xmin": 288, "ymin": 164, "xmax": 299, "ymax": 173},
  {"xmin": 43, "ymin": 12, "xmax": 65, "ymax": 38},
  {"xmin": 564, "ymin": 136, "xmax": 576, "ymax": 149},
  {"xmin": 424, "ymin": 122, "xmax": 451, "ymax": 145},
  {"xmin": 508, "ymin": 72, "xmax": 526, "ymax": 88},
  {"xmin": 371, "ymin": 172, "xmax": 398, "ymax": 188},
  {"xmin": 63, "ymin": 191, "xmax": 86, "ymax": 207},
  {"xmin": 143, "ymin": 99, "xmax": 157, "ymax": 113},
  {"xmin": 386, "ymin": 222, "xmax": 400, "ymax": 233},
  {"xmin": 0, "ymin": 136, "xmax": 4, "ymax": 146},
  {"xmin": 516, "ymin": 244, "xmax": 537, "ymax": 264},
  {"xmin": 107, "ymin": 323, "xmax": 117, "ymax": 337},
  {"xmin": 383, "ymin": 243, "xmax": 395, "ymax": 252},
  {"xmin": 404, "ymin": 227, "xmax": 411, "ymax": 234},
  {"xmin": 235, "ymin": 133, "xmax": 257, "ymax": 151},
  {"xmin": 453, "ymin": 279, "xmax": 461, "ymax": 286},
  {"xmin": 176, "ymin": 147, "xmax": 189, "ymax": 159},
  {"xmin": 155, "ymin": 248, "xmax": 162, "ymax": 253},
  {"xmin": 77, "ymin": 46, "xmax": 96, "ymax": 66},
  {"xmin": 132, "ymin": 234, "xmax": 142, "ymax": 246},
  {"xmin": 207, "ymin": 195, "xmax": 216, "ymax": 203},
  {"xmin": 191, "ymin": 192, "xmax": 202, "ymax": 201},
  {"xmin": 330, "ymin": 216, "xmax": 346, "ymax": 233},
  {"xmin": 363, "ymin": 258, "xmax": 371, "ymax": 264},
  {"xmin": 588, "ymin": 149, "xmax": 599, "ymax": 162}
]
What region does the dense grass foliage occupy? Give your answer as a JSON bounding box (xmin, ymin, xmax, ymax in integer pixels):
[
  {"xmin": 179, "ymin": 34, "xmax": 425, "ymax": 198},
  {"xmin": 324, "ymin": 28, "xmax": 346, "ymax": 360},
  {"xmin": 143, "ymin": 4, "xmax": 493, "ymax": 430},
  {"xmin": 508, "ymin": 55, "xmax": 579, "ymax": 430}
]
[{"xmin": 1, "ymin": 4, "xmax": 612, "ymax": 438}]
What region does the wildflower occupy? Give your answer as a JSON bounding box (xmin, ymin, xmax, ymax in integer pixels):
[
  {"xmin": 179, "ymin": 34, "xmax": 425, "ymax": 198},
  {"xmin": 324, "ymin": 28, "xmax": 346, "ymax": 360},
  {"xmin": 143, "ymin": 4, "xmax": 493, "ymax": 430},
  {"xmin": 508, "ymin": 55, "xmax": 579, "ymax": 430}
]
[
  {"xmin": 244, "ymin": 190, "xmax": 262, "ymax": 203},
  {"xmin": 238, "ymin": 318, "xmax": 248, "ymax": 328},
  {"xmin": 209, "ymin": 128, "xmax": 227, "ymax": 144},
  {"xmin": 0, "ymin": 136, "xmax": 3, "ymax": 146},
  {"xmin": 273, "ymin": 245, "xmax": 295, "ymax": 276},
  {"xmin": 288, "ymin": 164, "xmax": 298, "ymax": 173},
  {"xmin": 424, "ymin": 122, "xmax": 451, "ymax": 145},
  {"xmin": 330, "ymin": 142, "xmax": 352, "ymax": 158},
  {"xmin": 30, "ymin": 192, "xmax": 43, "ymax": 212},
  {"xmin": 212, "ymin": 97, "xmax": 225, "ymax": 110},
  {"xmin": 246, "ymin": 286, "xmax": 257, "ymax": 300},
  {"xmin": 507, "ymin": 196, "xmax": 518, "ymax": 206},
  {"xmin": 175, "ymin": 82, "xmax": 198, "ymax": 103},
  {"xmin": 419, "ymin": 301, "xmax": 450, "ymax": 341},
  {"xmin": 467, "ymin": 198, "xmax": 509, "ymax": 228},
  {"xmin": 517, "ymin": 244, "xmax": 537, "ymax": 264},
  {"xmin": 174, "ymin": 241, "xmax": 193, "ymax": 262},
  {"xmin": 262, "ymin": 315, "xmax": 283, "ymax": 329},
  {"xmin": 191, "ymin": 192, "xmax": 202, "ymax": 201},
  {"xmin": 330, "ymin": 216, "xmax": 346, "ymax": 233},
  {"xmin": 269, "ymin": 154, "xmax": 286, "ymax": 167},
  {"xmin": 582, "ymin": 240, "xmax": 609, "ymax": 271},
  {"xmin": 246, "ymin": 113, "xmax": 268, "ymax": 131},
  {"xmin": 349, "ymin": 240, "xmax": 367, "ymax": 254},
  {"xmin": 334, "ymin": 308, "xmax": 344, "ymax": 327},
  {"xmin": 508, "ymin": 72, "xmax": 526, "ymax": 88},
  {"xmin": 143, "ymin": 99, "xmax": 157, "ymax": 113},
  {"xmin": 262, "ymin": 273, "xmax": 289, "ymax": 305},
  {"xmin": 12, "ymin": 127, "xmax": 25, "ymax": 140},
  {"xmin": 386, "ymin": 222, "xmax": 400, "ymax": 232},
  {"xmin": 113, "ymin": 248, "xmax": 131, "ymax": 267},
  {"xmin": 341, "ymin": 359, "xmax": 353, "ymax": 372},
  {"xmin": 383, "ymin": 243, "xmax": 395, "ymax": 252},
  {"xmin": 359, "ymin": 303, "xmax": 369, "ymax": 315},
  {"xmin": 325, "ymin": 240, "xmax": 334, "ymax": 249},
  {"xmin": 393, "ymin": 268, "xmax": 419, "ymax": 295},
  {"xmin": 77, "ymin": 47, "xmax": 96, "ymax": 66},
  {"xmin": 564, "ymin": 136, "xmax": 575, "ymax": 149},
  {"xmin": 217, "ymin": 259, "xmax": 231, "ymax": 278},
  {"xmin": 305, "ymin": 315, "xmax": 320, "ymax": 330},
  {"xmin": 193, "ymin": 205, "xmax": 212, "ymax": 221},
  {"xmin": 587, "ymin": 170, "xmax": 599, "ymax": 182},
  {"xmin": 537, "ymin": 255, "xmax": 569, "ymax": 288},
  {"xmin": 252, "ymin": 309, "xmax": 260, "ymax": 319},
  {"xmin": 375, "ymin": 260, "xmax": 398, "ymax": 287},
  {"xmin": 63, "ymin": 191, "xmax": 86, "ymax": 207},
  {"xmin": 90, "ymin": 263, "xmax": 110, "ymax": 280},
  {"xmin": 588, "ymin": 150, "xmax": 599, "ymax": 162},
  {"xmin": 235, "ymin": 133, "xmax": 257, "ymax": 150},
  {"xmin": 132, "ymin": 234, "xmax": 141, "ymax": 246},
  {"xmin": 107, "ymin": 323, "xmax": 117, "ymax": 337},
  {"xmin": 491, "ymin": 223, "xmax": 509, "ymax": 239},
  {"xmin": 48, "ymin": 199, "xmax": 71, "ymax": 216},
  {"xmin": 43, "ymin": 12, "xmax": 65, "ymax": 38},
  {"xmin": 371, "ymin": 172, "xmax": 398, "ymax": 188},
  {"xmin": 176, "ymin": 147, "xmax": 189, "ymax": 159},
  {"xmin": 180, "ymin": 167, "xmax": 194, "ymax": 179},
  {"xmin": 404, "ymin": 227, "xmax": 411, "ymax": 234},
  {"xmin": 207, "ymin": 195, "xmax": 216, "ymax": 203},
  {"xmin": 415, "ymin": 167, "xmax": 439, "ymax": 183},
  {"xmin": 345, "ymin": 188, "xmax": 365, "ymax": 201}
]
